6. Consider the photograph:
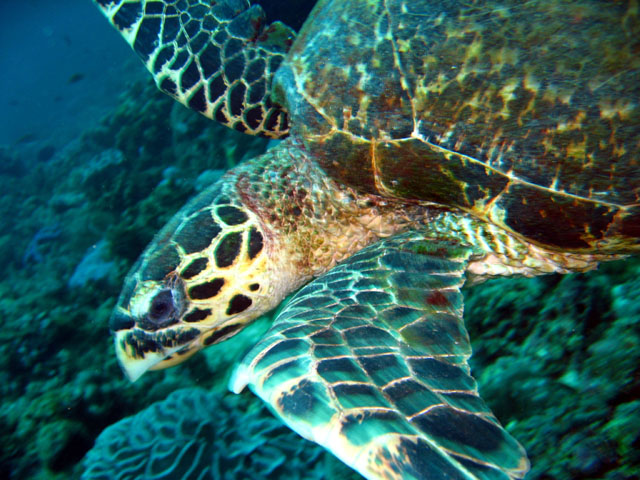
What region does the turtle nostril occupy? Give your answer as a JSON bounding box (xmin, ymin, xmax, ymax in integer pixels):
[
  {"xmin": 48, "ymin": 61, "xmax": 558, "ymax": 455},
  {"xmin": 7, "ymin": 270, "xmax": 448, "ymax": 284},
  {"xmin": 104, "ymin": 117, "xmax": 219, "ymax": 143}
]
[{"xmin": 148, "ymin": 290, "xmax": 175, "ymax": 323}]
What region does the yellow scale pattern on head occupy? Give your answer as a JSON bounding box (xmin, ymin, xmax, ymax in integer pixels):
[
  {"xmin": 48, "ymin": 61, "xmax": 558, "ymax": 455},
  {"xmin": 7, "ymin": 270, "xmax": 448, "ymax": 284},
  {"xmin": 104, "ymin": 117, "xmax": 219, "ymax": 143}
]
[
  {"xmin": 172, "ymin": 205, "xmax": 263, "ymax": 320},
  {"xmin": 113, "ymin": 178, "xmax": 274, "ymax": 378},
  {"xmin": 112, "ymin": 138, "xmax": 436, "ymax": 380},
  {"xmin": 179, "ymin": 209, "xmax": 265, "ymax": 314}
]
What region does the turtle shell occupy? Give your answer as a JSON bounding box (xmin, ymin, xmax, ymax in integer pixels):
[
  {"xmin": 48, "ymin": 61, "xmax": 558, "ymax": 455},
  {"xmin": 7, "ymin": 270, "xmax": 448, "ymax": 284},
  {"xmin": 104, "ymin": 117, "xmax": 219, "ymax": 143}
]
[{"xmin": 274, "ymin": 0, "xmax": 640, "ymax": 253}]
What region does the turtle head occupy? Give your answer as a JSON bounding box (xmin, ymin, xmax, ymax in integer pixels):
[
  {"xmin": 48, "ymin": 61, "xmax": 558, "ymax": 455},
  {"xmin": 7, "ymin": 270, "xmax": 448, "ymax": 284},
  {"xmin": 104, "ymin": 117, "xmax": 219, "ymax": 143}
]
[{"xmin": 109, "ymin": 181, "xmax": 278, "ymax": 382}]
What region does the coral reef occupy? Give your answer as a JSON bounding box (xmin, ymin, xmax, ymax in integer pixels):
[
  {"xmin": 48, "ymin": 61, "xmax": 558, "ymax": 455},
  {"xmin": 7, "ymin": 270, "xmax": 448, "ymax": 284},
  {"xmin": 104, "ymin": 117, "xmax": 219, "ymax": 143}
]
[
  {"xmin": 22, "ymin": 224, "xmax": 62, "ymax": 267},
  {"xmin": 0, "ymin": 78, "xmax": 269, "ymax": 479},
  {"xmin": 82, "ymin": 388, "xmax": 357, "ymax": 480},
  {"xmin": 464, "ymin": 258, "xmax": 640, "ymax": 479},
  {"xmin": 68, "ymin": 240, "xmax": 117, "ymax": 289}
]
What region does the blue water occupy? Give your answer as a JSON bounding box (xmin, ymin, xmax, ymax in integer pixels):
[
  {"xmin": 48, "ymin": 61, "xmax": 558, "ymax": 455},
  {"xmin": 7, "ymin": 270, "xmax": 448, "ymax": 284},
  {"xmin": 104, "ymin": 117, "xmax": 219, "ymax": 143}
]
[{"xmin": 0, "ymin": 0, "xmax": 145, "ymax": 147}]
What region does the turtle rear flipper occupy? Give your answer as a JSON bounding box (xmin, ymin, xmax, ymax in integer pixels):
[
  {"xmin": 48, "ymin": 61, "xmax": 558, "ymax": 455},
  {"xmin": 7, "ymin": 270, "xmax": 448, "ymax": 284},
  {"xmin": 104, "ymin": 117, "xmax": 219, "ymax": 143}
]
[
  {"xmin": 231, "ymin": 232, "xmax": 529, "ymax": 480},
  {"xmin": 94, "ymin": 0, "xmax": 293, "ymax": 137}
]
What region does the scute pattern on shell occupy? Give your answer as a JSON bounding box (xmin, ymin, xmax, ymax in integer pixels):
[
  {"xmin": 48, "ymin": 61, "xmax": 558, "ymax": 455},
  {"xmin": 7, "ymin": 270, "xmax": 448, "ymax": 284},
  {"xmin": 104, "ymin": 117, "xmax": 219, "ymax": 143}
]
[{"xmin": 275, "ymin": 0, "xmax": 640, "ymax": 252}]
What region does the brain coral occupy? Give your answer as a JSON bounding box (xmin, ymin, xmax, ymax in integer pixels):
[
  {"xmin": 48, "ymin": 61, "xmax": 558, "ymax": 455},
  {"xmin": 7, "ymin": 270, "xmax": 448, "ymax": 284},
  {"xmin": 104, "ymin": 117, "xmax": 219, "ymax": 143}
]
[{"xmin": 82, "ymin": 387, "xmax": 357, "ymax": 480}]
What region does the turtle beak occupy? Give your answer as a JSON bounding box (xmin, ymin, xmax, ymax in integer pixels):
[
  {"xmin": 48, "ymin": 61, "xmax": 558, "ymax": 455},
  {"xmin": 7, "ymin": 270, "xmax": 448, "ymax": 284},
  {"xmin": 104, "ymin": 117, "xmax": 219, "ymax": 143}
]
[
  {"xmin": 111, "ymin": 308, "xmax": 205, "ymax": 382},
  {"xmin": 113, "ymin": 328, "xmax": 203, "ymax": 382},
  {"xmin": 110, "ymin": 307, "xmax": 163, "ymax": 382},
  {"xmin": 113, "ymin": 330, "xmax": 165, "ymax": 382},
  {"xmin": 109, "ymin": 283, "xmax": 200, "ymax": 381}
]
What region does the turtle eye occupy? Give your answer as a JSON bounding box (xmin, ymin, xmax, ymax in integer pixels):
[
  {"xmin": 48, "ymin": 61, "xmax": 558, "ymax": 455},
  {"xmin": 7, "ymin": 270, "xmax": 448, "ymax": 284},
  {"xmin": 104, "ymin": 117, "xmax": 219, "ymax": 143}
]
[{"xmin": 148, "ymin": 290, "xmax": 175, "ymax": 324}]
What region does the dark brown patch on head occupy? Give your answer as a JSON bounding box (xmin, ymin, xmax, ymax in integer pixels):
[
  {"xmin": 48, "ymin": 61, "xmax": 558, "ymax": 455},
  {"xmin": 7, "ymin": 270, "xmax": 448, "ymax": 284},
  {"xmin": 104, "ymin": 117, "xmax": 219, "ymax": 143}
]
[
  {"xmin": 126, "ymin": 330, "xmax": 161, "ymax": 359},
  {"xmin": 180, "ymin": 257, "xmax": 209, "ymax": 279},
  {"xmin": 141, "ymin": 245, "xmax": 181, "ymax": 281},
  {"xmin": 188, "ymin": 278, "xmax": 225, "ymax": 300},
  {"xmin": 247, "ymin": 227, "xmax": 263, "ymax": 259},
  {"xmin": 183, "ymin": 308, "xmax": 212, "ymax": 323},
  {"xmin": 174, "ymin": 210, "xmax": 221, "ymax": 254},
  {"xmin": 203, "ymin": 323, "xmax": 243, "ymax": 346},
  {"xmin": 126, "ymin": 326, "xmax": 199, "ymax": 359},
  {"xmin": 426, "ymin": 291, "xmax": 450, "ymax": 307},
  {"xmin": 217, "ymin": 205, "xmax": 248, "ymax": 225},
  {"xmin": 215, "ymin": 232, "xmax": 243, "ymax": 267},
  {"xmin": 156, "ymin": 328, "xmax": 200, "ymax": 349},
  {"xmin": 226, "ymin": 294, "xmax": 252, "ymax": 315}
]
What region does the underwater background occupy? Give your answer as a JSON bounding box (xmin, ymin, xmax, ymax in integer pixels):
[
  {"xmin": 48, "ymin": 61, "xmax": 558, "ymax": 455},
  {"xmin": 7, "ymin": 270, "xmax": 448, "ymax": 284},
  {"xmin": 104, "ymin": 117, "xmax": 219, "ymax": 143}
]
[{"xmin": 1, "ymin": 1, "xmax": 639, "ymax": 479}]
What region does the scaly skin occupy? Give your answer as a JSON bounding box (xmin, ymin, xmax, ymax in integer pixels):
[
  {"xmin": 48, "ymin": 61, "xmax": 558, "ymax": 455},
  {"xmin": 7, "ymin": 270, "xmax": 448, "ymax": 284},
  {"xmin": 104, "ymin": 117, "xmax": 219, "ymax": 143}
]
[
  {"xmin": 111, "ymin": 138, "xmax": 436, "ymax": 380},
  {"xmin": 111, "ymin": 137, "xmax": 613, "ymax": 380}
]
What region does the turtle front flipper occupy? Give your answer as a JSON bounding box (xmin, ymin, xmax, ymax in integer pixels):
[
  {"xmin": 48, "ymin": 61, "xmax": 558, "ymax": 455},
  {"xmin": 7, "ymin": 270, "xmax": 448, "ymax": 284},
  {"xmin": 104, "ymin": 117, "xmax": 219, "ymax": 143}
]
[
  {"xmin": 231, "ymin": 231, "xmax": 529, "ymax": 480},
  {"xmin": 94, "ymin": 0, "xmax": 293, "ymax": 137}
]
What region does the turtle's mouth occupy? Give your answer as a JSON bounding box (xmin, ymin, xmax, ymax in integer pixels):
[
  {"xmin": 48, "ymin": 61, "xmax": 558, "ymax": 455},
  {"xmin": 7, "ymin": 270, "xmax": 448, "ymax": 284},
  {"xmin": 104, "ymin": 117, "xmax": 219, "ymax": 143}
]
[
  {"xmin": 111, "ymin": 302, "xmax": 248, "ymax": 382},
  {"xmin": 109, "ymin": 277, "xmax": 201, "ymax": 381},
  {"xmin": 114, "ymin": 331, "xmax": 168, "ymax": 382},
  {"xmin": 111, "ymin": 311, "xmax": 204, "ymax": 381}
]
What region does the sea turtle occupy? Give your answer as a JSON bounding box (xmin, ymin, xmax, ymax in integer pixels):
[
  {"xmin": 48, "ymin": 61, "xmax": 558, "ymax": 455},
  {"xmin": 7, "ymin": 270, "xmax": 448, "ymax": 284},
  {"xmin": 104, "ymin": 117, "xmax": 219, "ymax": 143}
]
[{"xmin": 94, "ymin": 0, "xmax": 639, "ymax": 478}]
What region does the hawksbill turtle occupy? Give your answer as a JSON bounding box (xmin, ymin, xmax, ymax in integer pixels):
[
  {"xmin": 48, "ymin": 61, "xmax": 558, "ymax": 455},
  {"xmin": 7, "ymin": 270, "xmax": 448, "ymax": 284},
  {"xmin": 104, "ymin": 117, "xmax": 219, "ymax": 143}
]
[{"xmin": 94, "ymin": 0, "xmax": 639, "ymax": 478}]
